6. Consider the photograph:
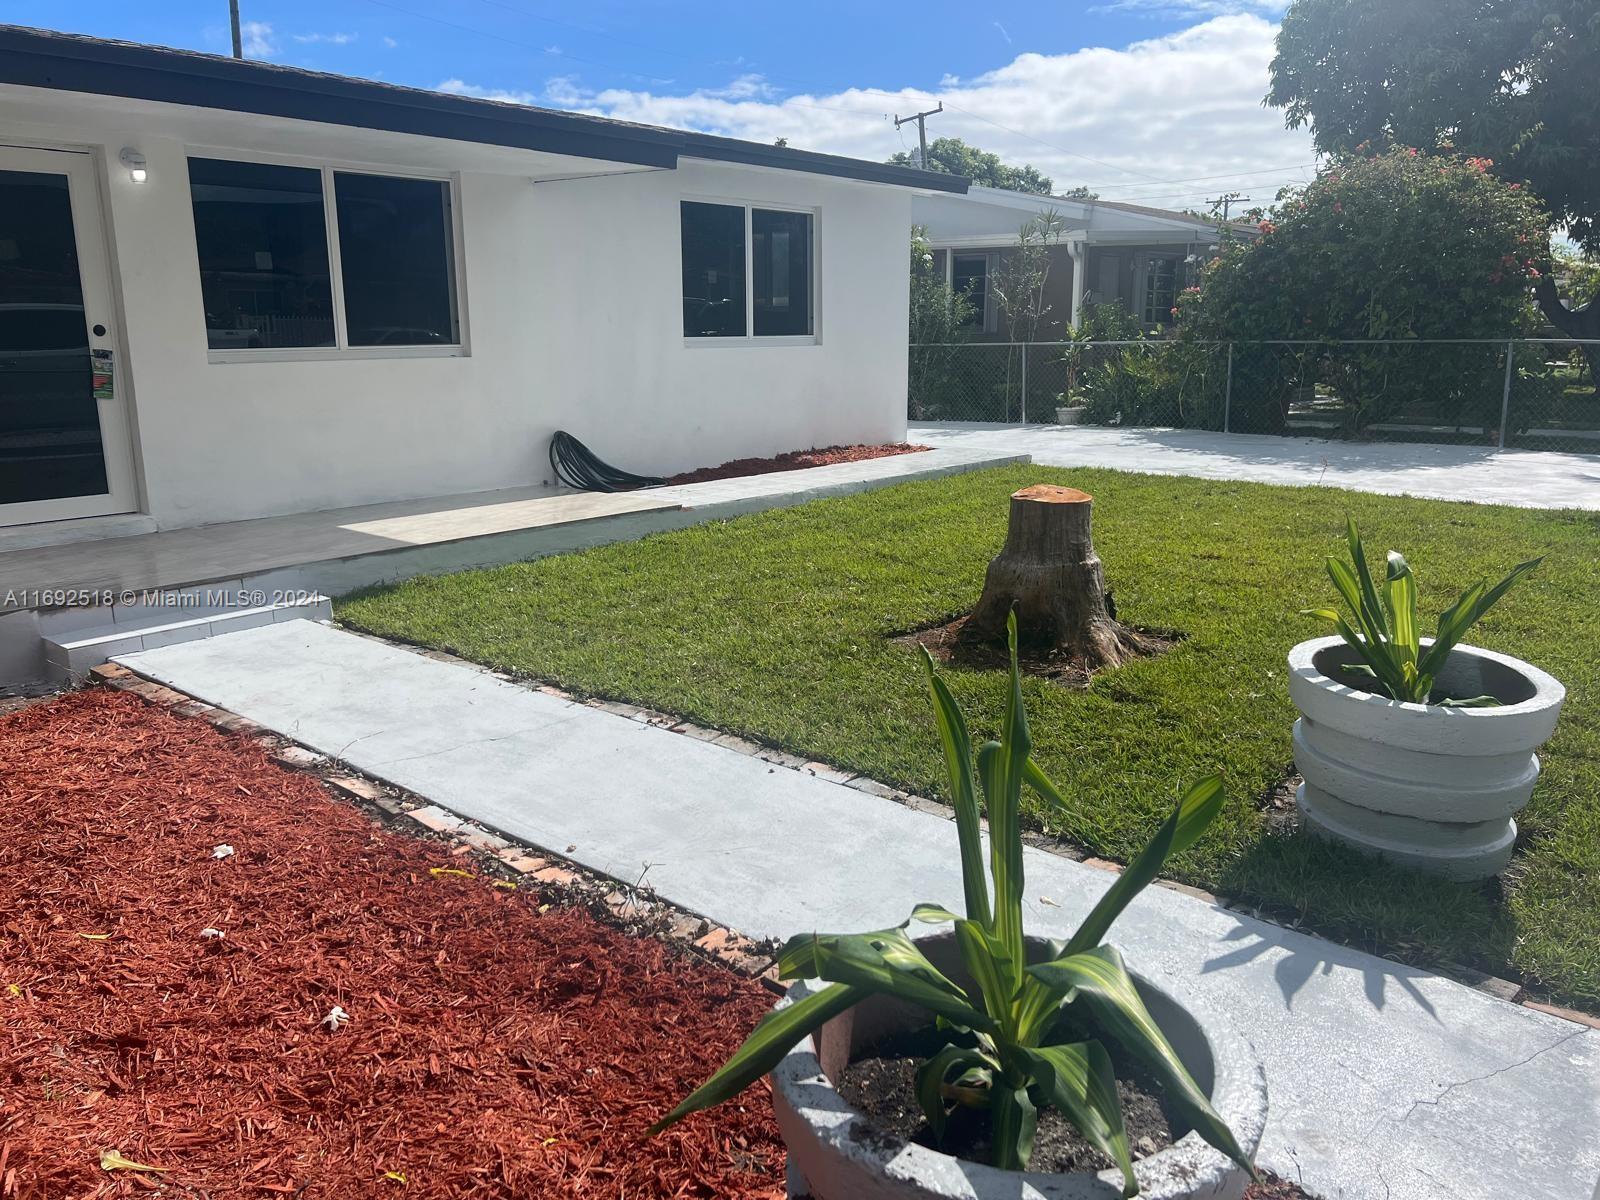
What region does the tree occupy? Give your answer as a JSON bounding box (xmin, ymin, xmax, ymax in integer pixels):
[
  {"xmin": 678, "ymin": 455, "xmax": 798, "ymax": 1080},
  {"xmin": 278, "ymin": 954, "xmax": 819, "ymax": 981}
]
[
  {"xmin": 1180, "ymin": 147, "xmax": 1549, "ymax": 431},
  {"xmin": 907, "ymin": 226, "xmax": 977, "ymax": 419},
  {"xmin": 888, "ymin": 137, "xmax": 1053, "ymax": 195},
  {"xmin": 992, "ymin": 211, "xmax": 1067, "ymax": 344},
  {"xmin": 961, "ymin": 484, "xmax": 1158, "ymax": 668},
  {"xmin": 1267, "ymin": 0, "xmax": 1600, "ymax": 352}
]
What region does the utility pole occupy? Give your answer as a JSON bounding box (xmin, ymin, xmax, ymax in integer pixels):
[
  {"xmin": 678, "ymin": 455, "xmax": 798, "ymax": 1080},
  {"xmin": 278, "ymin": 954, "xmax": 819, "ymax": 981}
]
[
  {"xmin": 1207, "ymin": 192, "xmax": 1253, "ymax": 222},
  {"xmin": 229, "ymin": 0, "xmax": 243, "ymax": 58},
  {"xmin": 894, "ymin": 101, "xmax": 943, "ymax": 169}
]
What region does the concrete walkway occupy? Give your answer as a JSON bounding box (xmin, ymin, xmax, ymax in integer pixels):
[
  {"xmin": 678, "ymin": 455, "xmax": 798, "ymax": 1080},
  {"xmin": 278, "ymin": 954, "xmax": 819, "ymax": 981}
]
[
  {"xmin": 119, "ymin": 620, "xmax": 1599, "ymax": 1200},
  {"xmin": 912, "ymin": 422, "xmax": 1600, "ymax": 511}
]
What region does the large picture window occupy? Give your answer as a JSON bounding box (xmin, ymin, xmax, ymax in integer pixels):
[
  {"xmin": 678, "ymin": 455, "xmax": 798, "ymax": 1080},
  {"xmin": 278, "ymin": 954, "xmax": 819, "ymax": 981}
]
[
  {"xmin": 681, "ymin": 200, "xmax": 815, "ymax": 340},
  {"xmin": 189, "ymin": 157, "xmax": 461, "ymax": 354}
]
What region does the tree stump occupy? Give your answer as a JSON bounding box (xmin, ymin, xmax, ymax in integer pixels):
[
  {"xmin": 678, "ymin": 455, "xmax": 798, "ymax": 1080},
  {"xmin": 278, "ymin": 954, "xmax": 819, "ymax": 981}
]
[{"xmin": 959, "ymin": 484, "xmax": 1155, "ymax": 667}]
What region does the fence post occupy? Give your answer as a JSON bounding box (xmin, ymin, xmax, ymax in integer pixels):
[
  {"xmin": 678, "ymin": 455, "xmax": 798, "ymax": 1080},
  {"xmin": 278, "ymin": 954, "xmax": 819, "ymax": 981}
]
[
  {"xmin": 1223, "ymin": 342, "xmax": 1234, "ymax": 435},
  {"xmin": 1019, "ymin": 343, "xmax": 1028, "ymax": 425},
  {"xmin": 1497, "ymin": 339, "xmax": 1514, "ymax": 452}
]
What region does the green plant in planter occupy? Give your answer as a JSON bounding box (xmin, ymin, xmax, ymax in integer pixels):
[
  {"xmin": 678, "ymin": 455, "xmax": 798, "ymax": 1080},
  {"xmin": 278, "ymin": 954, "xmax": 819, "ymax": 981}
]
[
  {"xmin": 1304, "ymin": 517, "xmax": 1541, "ymax": 705},
  {"xmin": 650, "ymin": 615, "xmax": 1254, "ymax": 1194}
]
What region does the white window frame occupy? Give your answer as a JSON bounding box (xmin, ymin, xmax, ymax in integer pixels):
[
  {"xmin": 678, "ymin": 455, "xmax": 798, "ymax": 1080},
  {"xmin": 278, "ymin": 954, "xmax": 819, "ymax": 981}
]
[
  {"xmin": 188, "ymin": 148, "xmax": 470, "ymax": 364},
  {"xmin": 681, "ymin": 196, "xmax": 820, "ymax": 347}
]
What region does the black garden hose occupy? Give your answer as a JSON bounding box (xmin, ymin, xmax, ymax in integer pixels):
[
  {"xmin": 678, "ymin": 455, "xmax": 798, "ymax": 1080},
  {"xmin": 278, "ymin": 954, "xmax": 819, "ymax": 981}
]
[{"xmin": 548, "ymin": 430, "xmax": 668, "ymax": 493}]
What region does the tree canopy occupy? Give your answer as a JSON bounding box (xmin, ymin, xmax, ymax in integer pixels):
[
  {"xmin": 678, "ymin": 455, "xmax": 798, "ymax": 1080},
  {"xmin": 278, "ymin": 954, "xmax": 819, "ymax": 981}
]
[
  {"xmin": 889, "ymin": 137, "xmax": 1054, "ymax": 195},
  {"xmin": 1181, "ymin": 147, "xmax": 1548, "ymax": 341},
  {"xmin": 1267, "ymin": 0, "xmax": 1600, "ymax": 335}
]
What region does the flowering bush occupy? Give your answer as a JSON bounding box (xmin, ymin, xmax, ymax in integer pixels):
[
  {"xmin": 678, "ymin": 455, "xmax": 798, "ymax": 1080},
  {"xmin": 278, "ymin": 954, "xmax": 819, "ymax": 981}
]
[{"xmin": 1181, "ymin": 147, "xmax": 1550, "ymax": 431}]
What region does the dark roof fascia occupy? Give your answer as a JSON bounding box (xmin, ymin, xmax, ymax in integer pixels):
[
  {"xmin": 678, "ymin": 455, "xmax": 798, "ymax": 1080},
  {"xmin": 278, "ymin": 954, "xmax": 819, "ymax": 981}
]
[
  {"xmin": 679, "ymin": 131, "xmax": 968, "ymax": 193},
  {"xmin": 0, "ymin": 25, "xmax": 968, "ymax": 192}
]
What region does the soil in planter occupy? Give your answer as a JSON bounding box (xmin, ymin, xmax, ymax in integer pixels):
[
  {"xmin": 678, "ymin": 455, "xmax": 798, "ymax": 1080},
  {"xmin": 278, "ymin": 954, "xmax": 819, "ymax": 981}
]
[
  {"xmin": 897, "ymin": 612, "xmax": 1181, "ymax": 688},
  {"xmin": 835, "ymin": 1025, "xmax": 1178, "ymax": 1174}
]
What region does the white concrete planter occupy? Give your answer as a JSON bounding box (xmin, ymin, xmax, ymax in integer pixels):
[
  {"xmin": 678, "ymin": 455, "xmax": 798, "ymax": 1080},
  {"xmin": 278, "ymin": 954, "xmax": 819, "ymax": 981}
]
[
  {"xmin": 1056, "ymin": 406, "xmax": 1087, "ymax": 426},
  {"xmin": 771, "ymin": 934, "xmax": 1267, "ymax": 1200},
  {"xmin": 1287, "ymin": 635, "xmax": 1565, "ymax": 880}
]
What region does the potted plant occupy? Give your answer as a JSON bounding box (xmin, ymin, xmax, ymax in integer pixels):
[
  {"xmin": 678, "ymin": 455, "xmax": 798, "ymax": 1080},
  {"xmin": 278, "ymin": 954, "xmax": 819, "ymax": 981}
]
[
  {"xmin": 1291, "ymin": 519, "xmax": 1563, "ymax": 879},
  {"xmin": 652, "ymin": 615, "xmax": 1265, "ymax": 1199},
  {"xmin": 1056, "ymin": 393, "xmax": 1089, "ymax": 425}
]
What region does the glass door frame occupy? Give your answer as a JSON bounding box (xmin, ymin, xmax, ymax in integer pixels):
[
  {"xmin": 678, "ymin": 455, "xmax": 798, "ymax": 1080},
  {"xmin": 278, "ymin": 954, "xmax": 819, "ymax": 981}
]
[{"xmin": 0, "ymin": 144, "xmax": 137, "ymax": 528}]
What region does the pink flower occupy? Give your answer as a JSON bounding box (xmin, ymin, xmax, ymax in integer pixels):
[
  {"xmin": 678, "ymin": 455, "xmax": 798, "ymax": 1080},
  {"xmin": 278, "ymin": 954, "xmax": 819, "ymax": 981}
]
[
  {"xmin": 1333, "ymin": 201, "xmax": 1343, "ymax": 214},
  {"xmin": 1509, "ymin": 183, "xmax": 1521, "ymax": 191},
  {"xmin": 1527, "ymin": 267, "xmax": 1542, "ymax": 279}
]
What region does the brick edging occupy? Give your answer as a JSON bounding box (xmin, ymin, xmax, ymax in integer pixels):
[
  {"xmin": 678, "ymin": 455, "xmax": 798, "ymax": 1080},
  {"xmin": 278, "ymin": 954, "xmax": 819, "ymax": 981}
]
[
  {"xmin": 87, "ymin": 662, "xmax": 785, "ymax": 994},
  {"xmin": 88, "ymin": 659, "xmax": 1591, "ymax": 1030}
]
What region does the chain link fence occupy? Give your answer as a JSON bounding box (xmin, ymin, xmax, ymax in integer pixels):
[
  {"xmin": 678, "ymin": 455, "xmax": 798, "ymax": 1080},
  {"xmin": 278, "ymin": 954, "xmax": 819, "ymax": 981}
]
[{"xmin": 908, "ymin": 339, "xmax": 1600, "ymax": 455}]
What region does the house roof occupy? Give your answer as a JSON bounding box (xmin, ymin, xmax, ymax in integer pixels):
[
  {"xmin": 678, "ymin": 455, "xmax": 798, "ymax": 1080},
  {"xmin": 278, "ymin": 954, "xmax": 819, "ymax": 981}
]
[
  {"xmin": 962, "ymin": 185, "xmax": 1256, "ymax": 234},
  {"xmin": 0, "ymin": 24, "xmax": 968, "ymax": 194}
]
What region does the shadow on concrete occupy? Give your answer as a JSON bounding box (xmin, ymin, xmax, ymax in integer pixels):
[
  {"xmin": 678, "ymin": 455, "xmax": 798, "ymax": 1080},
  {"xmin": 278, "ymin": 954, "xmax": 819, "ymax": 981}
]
[{"xmin": 1201, "ymin": 922, "xmax": 1440, "ymax": 1021}]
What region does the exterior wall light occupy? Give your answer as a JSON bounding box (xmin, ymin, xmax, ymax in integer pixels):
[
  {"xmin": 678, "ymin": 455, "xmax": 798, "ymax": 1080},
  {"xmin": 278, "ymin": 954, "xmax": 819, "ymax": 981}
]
[{"xmin": 119, "ymin": 147, "xmax": 148, "ymax": 183}]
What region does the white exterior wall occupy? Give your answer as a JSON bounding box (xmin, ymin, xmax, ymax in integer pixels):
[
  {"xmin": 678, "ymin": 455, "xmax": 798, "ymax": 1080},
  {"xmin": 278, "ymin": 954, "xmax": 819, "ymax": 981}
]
[{"xmin": 0, "ymin": 90, "xmax": 911, "ymax": 528}]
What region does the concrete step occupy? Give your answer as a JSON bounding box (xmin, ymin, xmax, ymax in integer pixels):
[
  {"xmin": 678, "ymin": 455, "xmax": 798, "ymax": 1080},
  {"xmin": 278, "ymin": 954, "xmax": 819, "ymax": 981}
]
[{"xmin": 44, "ymin": 595, "xmax": 331, "ymax": 679}]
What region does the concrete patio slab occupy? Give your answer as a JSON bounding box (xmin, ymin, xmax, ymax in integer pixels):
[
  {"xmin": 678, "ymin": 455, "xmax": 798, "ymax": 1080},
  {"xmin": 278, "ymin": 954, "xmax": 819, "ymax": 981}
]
[
  {"xmin": 912, "ymin": 422, "xmax": 1600, "ymax": 511},
  {"xmin": 119, "ymin": 620, "xmax": 1600, "ymax": 1200}
]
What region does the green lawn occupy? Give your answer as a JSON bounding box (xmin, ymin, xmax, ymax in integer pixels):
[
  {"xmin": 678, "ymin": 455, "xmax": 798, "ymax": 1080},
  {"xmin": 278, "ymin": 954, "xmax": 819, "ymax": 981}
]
[{"xmin": 338, "ymin": 466, "xmax": 1600, "ymax": 1011}]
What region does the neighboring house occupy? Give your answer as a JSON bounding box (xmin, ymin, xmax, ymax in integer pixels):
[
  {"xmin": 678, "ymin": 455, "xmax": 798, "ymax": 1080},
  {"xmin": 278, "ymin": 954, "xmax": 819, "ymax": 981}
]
[
  {"xmin": 0, "ymin": 25, "xmax": 964, "ymax": 536},
  {"xmin": 912, "ymin": 185, "xmax": 1255, "ymax": 339}
]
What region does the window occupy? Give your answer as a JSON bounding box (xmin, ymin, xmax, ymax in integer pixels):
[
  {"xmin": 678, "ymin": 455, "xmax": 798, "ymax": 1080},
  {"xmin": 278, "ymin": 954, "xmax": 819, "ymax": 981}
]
[
  {"xmin": 952, "ymin": 252, "xmax": 990, "ymax": 330},
  {"xmin": 1141, "ymin": 255, "xmax": 1181, "ymax": 326},
  {"xmin": 189, "ymin": 158, "xmax": 335, "ymax": 349},
  {"xmin": 681, "ymin": 201, "xmax": 746, "ymax": 337},
  {"xmin": 752, "ymin": 208, "xmax": 812, "ymax": 336},
  {"xmin": 681, "ymin": 200, "xmax": 815, "ymax": 340},
  {"xmin": 189, "ymin": 157, "xmax": 461, "ymax": 354},
  {"xmin": 335, "ymin": 172, "xmax": 458, "ymax": 347}
]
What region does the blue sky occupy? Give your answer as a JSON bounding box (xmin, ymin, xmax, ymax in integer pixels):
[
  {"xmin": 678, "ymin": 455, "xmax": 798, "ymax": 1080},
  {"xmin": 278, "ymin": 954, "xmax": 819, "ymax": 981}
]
[{"xmin": 6, "ymin": 0, "xmax": 1315, "ymax": 208}]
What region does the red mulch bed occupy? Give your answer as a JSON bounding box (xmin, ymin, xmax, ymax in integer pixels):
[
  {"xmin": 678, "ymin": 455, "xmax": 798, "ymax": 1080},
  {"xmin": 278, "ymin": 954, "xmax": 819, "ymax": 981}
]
[
  {"xmin": 0, "ymin": 689, "xmax": 783, "ymax": 1199},
  {"xmin": 666, "ymin": 442, "xmax": 930, "ymax": 485}
]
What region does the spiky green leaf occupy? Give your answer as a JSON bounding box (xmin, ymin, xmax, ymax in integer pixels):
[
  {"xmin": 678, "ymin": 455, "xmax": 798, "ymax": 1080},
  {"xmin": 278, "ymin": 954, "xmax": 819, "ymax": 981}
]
[
  {"xmin": 921, "ymin": 648, "xmax": 991, "ymax": 926},
  {"xmin": 649, "ymin": 982, "xmax": 867, "ymax": 1134},
  {"xmin": 991, "ymin": 1082, "xmax": 1037, "ymax": 1171},
  {"xmin": 1022, "ymin": 1041, "xmax": 1136, "ymax": 1197},
  {"xmin": 1027, "ymin": 946, "xmax": 1254, "ymax": 1177},
  {"xmin": 1061, "ymin": 775, "xmax": 1224, "ymax": 959},
  {"xmin": 915, "ymin": 1043, "xmax": 994, "ymax": 1145}
]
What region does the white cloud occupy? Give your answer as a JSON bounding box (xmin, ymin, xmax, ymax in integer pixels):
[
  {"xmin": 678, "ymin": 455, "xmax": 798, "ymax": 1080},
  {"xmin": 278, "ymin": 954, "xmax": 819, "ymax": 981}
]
[
  {"xmin": 993, "ymin": 21, "xmax": 1013, "ymax": 44},
  {"xmin": 437, "ymin": 77, "xmax": 544, "ymax": 105},
  {"xmin": 436, "ymin": 15, "xmax": 1317, "ymax": 210},
  {"xmin": 1092, "ymin": 0, "xmax": 1288, "ymax": 15},
  {"xmin": 241, "ymin": 20, "xmax": 277, "ymax": 58},
  {"xmin": 383, "ymin": 36, "xmax": 399, "ymax": 49},
  {"xmin": 293, "ymin": 31, "xmax": 358, "ymax": 45}
]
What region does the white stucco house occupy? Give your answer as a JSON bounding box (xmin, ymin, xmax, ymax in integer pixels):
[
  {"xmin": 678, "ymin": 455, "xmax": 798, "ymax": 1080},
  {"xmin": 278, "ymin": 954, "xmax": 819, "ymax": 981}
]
[
  {"xmin": 0, "ymin": 24, "xmax": 966, "ymax": 537},
  {"xmin": 0, "ymin": 25, "xmax": 989, "ymax": 684},
  {"xmin": 912, "ymin": 185, "xmax": 1255, "ymax": 339}
]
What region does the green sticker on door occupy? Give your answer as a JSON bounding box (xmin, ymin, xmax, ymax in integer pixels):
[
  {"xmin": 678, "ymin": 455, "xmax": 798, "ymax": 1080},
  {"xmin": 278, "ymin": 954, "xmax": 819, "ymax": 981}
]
[{"xmin": 91, "ymin": 348, "xmax": 114, "ymax": 400}]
